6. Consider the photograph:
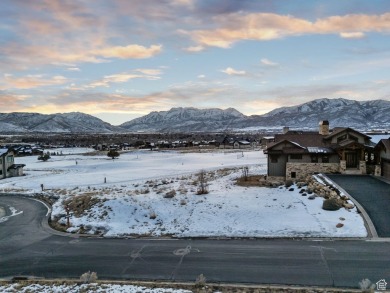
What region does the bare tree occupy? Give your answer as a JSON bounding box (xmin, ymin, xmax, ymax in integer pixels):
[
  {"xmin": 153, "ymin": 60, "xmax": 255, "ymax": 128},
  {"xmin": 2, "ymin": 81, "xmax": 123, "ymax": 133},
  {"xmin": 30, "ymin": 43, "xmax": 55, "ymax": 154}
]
[
  {"xmin": 196, "ymin": 169, "xmax": 209, "ymax": 195},
  {"xmin": 242, "ymin": 166, "xmax": 249, "ymax": 181}
]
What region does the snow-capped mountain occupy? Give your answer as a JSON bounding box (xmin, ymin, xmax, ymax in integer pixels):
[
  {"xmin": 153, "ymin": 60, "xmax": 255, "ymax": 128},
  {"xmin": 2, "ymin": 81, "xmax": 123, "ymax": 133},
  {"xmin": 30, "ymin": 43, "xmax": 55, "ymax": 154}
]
[
  {"xmin": 120, "ymin": 99, "xmax": 390, "ymax": 132},
  {"xmin": 1, "ymin": 98, "xmax": 389, "ymax": 133},
  {"xmin": 246, "ymin": 98, "xmax": 390, "ymax": 130},
  {"xmin": 120, "ymin": 107, "xmax": 246, "ymax": 132},
  {"xmin": 0, "ymin": 112, "xmax": 124, "ymax": 133}
]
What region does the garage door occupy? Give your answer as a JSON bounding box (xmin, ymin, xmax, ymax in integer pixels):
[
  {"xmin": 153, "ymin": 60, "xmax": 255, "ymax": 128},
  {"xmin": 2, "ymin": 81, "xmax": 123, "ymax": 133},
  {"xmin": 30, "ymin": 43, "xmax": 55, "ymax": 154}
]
[{"xmin": 383, "ymin": 161, "xmax": 390, "ymax": 180}]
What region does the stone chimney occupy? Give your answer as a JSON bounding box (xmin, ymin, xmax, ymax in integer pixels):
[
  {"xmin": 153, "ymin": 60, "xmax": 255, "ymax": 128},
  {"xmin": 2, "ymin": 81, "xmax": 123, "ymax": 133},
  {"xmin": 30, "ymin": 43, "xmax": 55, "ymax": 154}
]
[
  {"xmin": 283, "ymin": 126, "xmax": 289, "ymax": 134},
  {"xmin": 319, "ymin": 120, "xmax": 329, "ymax": 135}
]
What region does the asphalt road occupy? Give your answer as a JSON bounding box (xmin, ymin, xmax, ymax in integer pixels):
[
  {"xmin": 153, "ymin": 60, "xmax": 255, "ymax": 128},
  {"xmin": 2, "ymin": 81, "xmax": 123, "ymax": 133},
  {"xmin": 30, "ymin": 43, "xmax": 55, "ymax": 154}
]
[
  {"xmin": 327, "ymin": 175, "xmax": 390, "ymax": 237},
  {"xmin": 0, "ymin": 195, "xmax": 389, "ymax": 289}
]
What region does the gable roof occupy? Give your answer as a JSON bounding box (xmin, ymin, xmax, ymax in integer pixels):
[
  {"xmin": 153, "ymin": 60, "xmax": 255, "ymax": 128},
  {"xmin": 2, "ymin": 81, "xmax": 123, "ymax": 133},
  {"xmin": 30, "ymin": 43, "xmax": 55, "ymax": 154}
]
[
  {"xmin": 375, "ymin": 138, "xmax": 390, "ymax": 151},
  {"xmin": 0, "ymin": 148, "xmax": 10, "ymax": 157},
  {"xmin": 324, "ymin": 127, "xmax": 371, "ymax": 140},
  {"xmin": 266, "ymin": 139, "xmax": 306, "ymax": 150}
]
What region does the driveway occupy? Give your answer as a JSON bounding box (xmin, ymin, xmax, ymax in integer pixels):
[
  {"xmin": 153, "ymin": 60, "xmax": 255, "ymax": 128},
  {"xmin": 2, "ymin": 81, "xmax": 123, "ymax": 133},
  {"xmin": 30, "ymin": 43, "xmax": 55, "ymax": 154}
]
[{"xmin": 326, "ymin": 175, "xmax": 390, "ymax": 237}]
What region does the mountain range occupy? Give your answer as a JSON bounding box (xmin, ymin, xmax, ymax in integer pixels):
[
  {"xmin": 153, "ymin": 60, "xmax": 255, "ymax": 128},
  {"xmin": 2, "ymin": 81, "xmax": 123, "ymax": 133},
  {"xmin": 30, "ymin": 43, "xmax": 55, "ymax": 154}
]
[{"xmin": 1, "ymin": 98, "xmax": 389, "ymax": 133}]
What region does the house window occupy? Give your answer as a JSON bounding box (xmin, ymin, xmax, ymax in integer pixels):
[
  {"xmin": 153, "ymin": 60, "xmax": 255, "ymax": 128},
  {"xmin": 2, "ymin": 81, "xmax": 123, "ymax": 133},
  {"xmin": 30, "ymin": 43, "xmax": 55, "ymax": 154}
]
[
  {"xmin": 270, "ymin": 155, "xmax": 278, "ymax": 163},
  {"xmin": 311, "ymin": 155, "xmax": 318, "ymax": 163},
  {"xmin": 290, "ymin": 154, "xmax": 302, "ymax": 160},
  {"xmin": 7, "ymin": 156, "xmax": 14, "ymax": 164},
  {"xmin": 291, "ymin": 172, "xmax": 296, "ymax": 178},
  {"xmin": 322, "ymin": 155, "xmax": 329, "ymax": 163}
]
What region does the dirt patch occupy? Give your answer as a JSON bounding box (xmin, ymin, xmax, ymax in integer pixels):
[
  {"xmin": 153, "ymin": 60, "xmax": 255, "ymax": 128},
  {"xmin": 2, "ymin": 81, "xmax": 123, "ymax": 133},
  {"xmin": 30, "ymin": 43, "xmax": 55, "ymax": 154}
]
[{"xmin": 236, "ymin": 175, "xmax": 264, "ymax": 187}]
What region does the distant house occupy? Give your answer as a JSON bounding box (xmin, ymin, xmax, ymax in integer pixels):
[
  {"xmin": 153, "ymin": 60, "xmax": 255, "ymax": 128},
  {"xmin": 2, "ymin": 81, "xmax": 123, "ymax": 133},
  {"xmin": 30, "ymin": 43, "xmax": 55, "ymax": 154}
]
[
  {"xmin": 233, "ymin": 140, "xmax": 251, "ymax": 149},
  {"xmin": 0, "ymin": 148, "xmax": 25, "ymax": 179},
  {"xmin": 264, "ymin": 121, "xmax": 376, "ymax": 181},
  {"xmin": 374, "ymin": 138, "xmax": 390, "ymax": 180},
  {"xmin": 260, "ymin": 136, "xmax": 275, "ymax": 148}
]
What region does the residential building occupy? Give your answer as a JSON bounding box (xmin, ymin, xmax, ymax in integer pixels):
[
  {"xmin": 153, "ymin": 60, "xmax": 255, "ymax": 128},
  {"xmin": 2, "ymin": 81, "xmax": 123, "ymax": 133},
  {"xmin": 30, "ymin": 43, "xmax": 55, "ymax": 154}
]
[
  {"xmin": 264, "ymin": 121, "xmax": 376, "ymax": 181},
  {"xmin": 374, "ymin": 138, "xmax": 390, "ymax": 180},
  {"xmin": 0, "ymin": 148, "xmax": 25, "ymax": 179}
]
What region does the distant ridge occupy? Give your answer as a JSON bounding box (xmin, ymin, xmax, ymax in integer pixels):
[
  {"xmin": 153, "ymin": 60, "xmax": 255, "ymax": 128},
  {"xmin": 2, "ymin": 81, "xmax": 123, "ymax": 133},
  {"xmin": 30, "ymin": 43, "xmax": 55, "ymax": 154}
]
[
  {"xmin": 1, "ymin": 98, "xmax": 390, "ymax": 133},
  {"xmin": 120, "ymin": 98, "xmax": 390, "ymax": 132},
  {"xmin": 0, "ymin": 112, "xmax": 124, "ymax": 133}
]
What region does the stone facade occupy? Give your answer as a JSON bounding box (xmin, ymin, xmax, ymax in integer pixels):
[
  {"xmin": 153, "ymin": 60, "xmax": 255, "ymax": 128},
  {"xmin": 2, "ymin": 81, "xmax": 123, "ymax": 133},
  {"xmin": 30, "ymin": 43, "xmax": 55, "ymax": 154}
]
[
  {"xmin": 375, "ymin": 165, "xmax": 381, "ymax": 176},
  {"xmin": 340, "ymin": 160, "xmax": 346, "ymax": 173},
  {"xmin": 266, "ymin": 176, "xmax": 285, "ymax": 182},
  {"xmin": 359, "ymin": 160, "xmax": 366, "ymax": 174},
  {"xmin": 286, "ymin": 162, "xmax": 340, "ymax": 180}
]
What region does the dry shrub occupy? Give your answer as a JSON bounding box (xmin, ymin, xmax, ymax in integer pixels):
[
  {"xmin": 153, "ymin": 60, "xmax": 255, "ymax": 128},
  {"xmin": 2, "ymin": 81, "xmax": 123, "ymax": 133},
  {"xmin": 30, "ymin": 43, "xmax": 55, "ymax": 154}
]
[
  {"xmin": 64, "ymin": 194, "xmax": 101, "ymax": 217},
  {"xmin": 195, "ymin": 274, "xmax": 206, "ymax": 288},
  {"xmin": 322, "ymin": 198, "xmax": 342, "ymax": 211},
  {"xmin": 164, "ymin": 190, "xmax": 176, "ymax": 198},
  {"xmin": 236, "ymin": 175, "xmax": 263, "ymax": 187},
  {"xmin": 80, "ymin": 271, "xmax": 98, "ymax": 284}
]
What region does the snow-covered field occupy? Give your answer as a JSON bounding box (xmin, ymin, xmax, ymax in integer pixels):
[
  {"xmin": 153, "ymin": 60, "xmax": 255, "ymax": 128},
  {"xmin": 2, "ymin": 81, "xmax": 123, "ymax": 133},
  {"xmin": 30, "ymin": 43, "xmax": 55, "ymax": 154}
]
[{"xmin": 0, "ymin": 148, "xmax": 367, "ymax": 238}]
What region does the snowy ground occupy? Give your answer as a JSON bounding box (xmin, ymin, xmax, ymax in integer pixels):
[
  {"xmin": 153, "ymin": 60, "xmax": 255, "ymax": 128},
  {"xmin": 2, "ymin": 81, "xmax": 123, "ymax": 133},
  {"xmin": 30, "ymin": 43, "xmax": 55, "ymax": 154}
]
[
  {"xmin": 0, "ymin": 148, "xmax": 367, "ymax": 238},
  {"xmin": 0, "ymin": 283, "xmax": 192, "ymax": 293}
]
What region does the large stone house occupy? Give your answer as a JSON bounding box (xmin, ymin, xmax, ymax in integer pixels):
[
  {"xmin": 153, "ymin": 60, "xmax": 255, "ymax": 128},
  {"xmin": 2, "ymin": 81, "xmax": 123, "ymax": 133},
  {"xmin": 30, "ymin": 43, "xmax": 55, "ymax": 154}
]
[
  {"xmin": 0, "ymin": 148, "xmax": 25, "ymax": 179},
  {"xmin": 264, "ymin": 121, "xmax": 376, "ymax": 181},
  {"xmin": 374, "ymin": 138, "xmax": 390, "ymax": 180}
]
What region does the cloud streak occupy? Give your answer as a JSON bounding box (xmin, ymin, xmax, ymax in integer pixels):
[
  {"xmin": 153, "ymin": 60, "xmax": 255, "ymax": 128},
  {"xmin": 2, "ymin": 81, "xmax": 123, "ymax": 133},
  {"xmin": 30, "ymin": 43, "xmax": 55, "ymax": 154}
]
[
  {"xmin": 1, "ymin": 74, "xmax": 68, "ymax": 90},
  {"xmin": 185, "ymin": 12, "xmax": 390, "ymax": 48},
  {"xmin": 221, "ymin": 67, "xmax": 246, "ymax": 76},
  {"xmin": 85, "ymin": 69, "xmax": 163, "ymax": 88}
]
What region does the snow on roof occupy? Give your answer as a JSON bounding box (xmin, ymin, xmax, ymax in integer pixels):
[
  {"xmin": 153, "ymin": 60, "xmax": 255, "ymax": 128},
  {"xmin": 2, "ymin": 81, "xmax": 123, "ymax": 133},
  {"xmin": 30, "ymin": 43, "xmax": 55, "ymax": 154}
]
[
  {"xmin": 307, "ymin": 147, "xmax": 334, "ymax": 154},
  {"xmin": 0, "ymin": 148, "xmax": 9, "ymax": 156},
  {"xmin": 238, "ymin": 140, "xmax": 250, "ymax": 144}
]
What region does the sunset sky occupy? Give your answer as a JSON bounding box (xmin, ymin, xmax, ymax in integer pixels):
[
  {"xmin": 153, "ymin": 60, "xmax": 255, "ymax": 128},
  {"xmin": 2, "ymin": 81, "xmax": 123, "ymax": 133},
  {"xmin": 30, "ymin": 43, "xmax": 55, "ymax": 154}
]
[{"xmin": 1, "ymin": 0, "xmax": 390, "ymax": 125}]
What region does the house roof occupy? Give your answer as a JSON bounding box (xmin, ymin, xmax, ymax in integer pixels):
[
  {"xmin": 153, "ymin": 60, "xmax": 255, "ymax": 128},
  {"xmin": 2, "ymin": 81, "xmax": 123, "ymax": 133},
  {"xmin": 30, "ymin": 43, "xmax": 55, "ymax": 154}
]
[
  {"xmin": 7, "ymin": 164, "xmax": 26, "ymax": 170},
  {"xmin": 307, "ymin": 147, "xmax": 334, "ymax": 154},
  {"xmin": 266, "ymin": 139, "xmax": 306, "ymax": 150},
  {"xmin": 0, "ymin": 148, "xmax": 10, "ymax": 157},
  {"xmin": 236, "ymin": 140, "xmax": 250, "ymax": 145},
  {"xmin": 324, "ymin": 127, "xmax": 371, "ymax": 140},
  {"xmin": 274, "ymin": 132, "xmax": 326, "ymax": 147},
  {"xmin": 375, "ymin": 138, "xmax": 390, "ymax": 151}
]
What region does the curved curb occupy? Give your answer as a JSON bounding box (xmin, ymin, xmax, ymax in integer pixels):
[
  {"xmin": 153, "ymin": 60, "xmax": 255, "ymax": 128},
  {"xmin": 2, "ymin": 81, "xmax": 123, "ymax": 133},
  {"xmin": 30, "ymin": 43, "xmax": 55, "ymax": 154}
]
[
  {"xmin": 0, "ymin": 194, "xmax": 101, "ymax": 239},
  {"xmin": 322, "ymin": 175, "xmax": 378, "ymax": 239}
]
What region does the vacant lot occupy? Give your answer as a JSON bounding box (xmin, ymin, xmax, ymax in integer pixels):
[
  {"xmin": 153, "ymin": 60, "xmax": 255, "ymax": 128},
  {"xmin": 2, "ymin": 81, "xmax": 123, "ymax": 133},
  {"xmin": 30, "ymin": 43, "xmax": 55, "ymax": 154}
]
[{"xmin": 0, "ymin": 149, "xmax": 366, "ymax": 238}]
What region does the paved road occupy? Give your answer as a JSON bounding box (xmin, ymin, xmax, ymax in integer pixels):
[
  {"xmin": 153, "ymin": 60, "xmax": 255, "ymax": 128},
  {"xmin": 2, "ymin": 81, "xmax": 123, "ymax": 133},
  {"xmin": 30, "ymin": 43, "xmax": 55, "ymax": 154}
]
[
  {"xmin": 327, "ymin": 175, "xmax": 390, "ymax": 237},
  {"xmin": 0, "ymin": 195, "xmax": 389, "ymax": 289}
]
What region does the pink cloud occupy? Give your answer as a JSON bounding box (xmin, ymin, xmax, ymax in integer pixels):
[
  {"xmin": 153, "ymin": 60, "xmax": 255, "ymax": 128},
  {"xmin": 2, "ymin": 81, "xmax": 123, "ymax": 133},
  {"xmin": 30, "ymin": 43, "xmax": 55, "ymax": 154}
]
[{"xmin": 185, "ymin": 12, "xmax": 390, "ymax": 48}]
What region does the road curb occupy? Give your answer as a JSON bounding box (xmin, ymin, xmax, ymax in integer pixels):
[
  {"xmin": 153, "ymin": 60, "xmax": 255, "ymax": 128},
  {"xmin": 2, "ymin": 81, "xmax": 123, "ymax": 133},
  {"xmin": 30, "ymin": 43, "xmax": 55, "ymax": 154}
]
[{"xmin": 322, "ymin": 175, "xmax": 378, "ymax": 239}]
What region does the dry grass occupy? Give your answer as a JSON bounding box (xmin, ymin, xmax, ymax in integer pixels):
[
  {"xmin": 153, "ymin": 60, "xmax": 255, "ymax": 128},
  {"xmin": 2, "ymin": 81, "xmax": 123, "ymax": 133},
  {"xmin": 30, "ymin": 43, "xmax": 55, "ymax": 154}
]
[
  {"xmin": 0, "ymin": 280, "xmax": 362, "ymax": 293},
  {"xmin": 64, "ymin": 194, "xmax": 101, "ymax": 217},
  {"xmin": 236, "ymin": 175, "xmax": 264, "ymax": 187}
]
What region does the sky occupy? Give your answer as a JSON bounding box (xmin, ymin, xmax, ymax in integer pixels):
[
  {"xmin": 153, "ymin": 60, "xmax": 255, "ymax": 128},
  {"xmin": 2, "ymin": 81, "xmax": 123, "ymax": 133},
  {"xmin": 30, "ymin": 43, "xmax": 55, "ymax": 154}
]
[{"xmin": 1, "ymin": 0, "xmax": 390, "ymax": 125}]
